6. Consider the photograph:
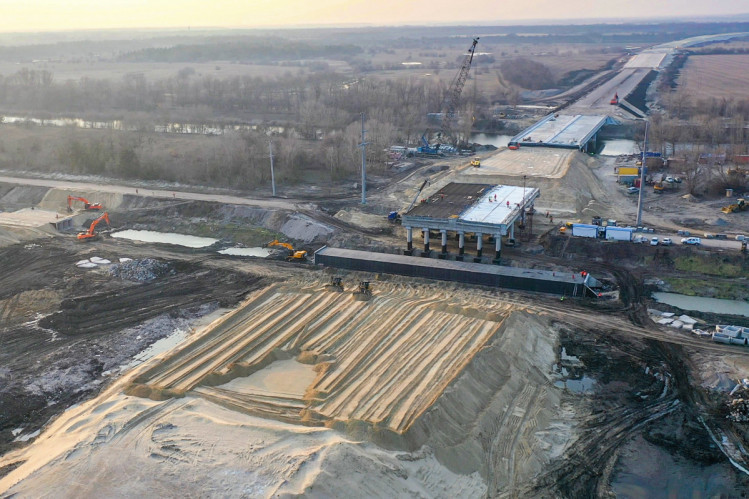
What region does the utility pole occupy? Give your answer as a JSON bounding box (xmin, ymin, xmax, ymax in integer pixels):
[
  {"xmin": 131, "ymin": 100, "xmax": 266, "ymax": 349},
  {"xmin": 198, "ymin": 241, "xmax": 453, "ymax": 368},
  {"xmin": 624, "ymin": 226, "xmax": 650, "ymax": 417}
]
[
  {"xmin": 359, "ymin": 113, "xmax": 368, "ymax": 205},
  {"xmin": 636, "ymin": 121, "xmax": 648, "ymax": 227},
  {"xmin": 268, "ymin": 139, "xmax": 276, "ymax": 197}
]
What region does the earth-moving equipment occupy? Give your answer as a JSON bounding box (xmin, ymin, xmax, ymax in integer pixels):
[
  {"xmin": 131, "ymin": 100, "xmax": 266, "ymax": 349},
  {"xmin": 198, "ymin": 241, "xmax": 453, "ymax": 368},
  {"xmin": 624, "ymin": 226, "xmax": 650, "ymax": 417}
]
[
  {"xmin": 77, "ymin": 212, "xmax": 110, "ymax": 240},
  {"xmin": 389, "ymin": 179, "xmax": 430, "ymax": 223},
  {"xmin": 264, "ymin": 239, "xmax": 308, "ymax": 261},
  {"xmin": 470, "ymin": 157, "xmax": 481, "ymax": 167},
  {"xmin": 610, "ymin": 92, "xmax": 619, "ymax": 105},
  {"xmin": 722, "ymin": 198, "xmax": 747, "ymax": 214},
  {"xmin": 67, "ymin": 195, "xmax": 102, "ymax": 212},
  {"xmin": 353, "ymin": 281, "xmax": 372, "ymax": 300},
  {"xmin": 326, "ymin": 276, "xmax": 344, "ymax": 292}
]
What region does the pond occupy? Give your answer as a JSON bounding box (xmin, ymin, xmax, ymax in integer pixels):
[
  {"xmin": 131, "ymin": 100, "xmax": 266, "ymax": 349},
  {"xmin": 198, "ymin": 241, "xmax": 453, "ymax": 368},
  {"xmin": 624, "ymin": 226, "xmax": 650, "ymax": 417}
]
[
  {"xmin": 111, "ymin": 230, "xmax": 218, "ymax": 248},
  {"xmin": 652, "ymin": 292, "xmax": 749, "ymax": 318},
  {"xmin": 218, "ymin": 247, "xmax": 272, "ymax": 257}
]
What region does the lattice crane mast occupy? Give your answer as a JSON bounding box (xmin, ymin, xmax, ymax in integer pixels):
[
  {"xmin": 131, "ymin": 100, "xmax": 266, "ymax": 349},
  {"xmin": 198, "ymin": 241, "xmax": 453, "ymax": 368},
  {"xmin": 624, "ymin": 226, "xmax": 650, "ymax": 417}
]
[{"xmin": 438, "ymin": 37, "xmax": 479, "ymax": 145}]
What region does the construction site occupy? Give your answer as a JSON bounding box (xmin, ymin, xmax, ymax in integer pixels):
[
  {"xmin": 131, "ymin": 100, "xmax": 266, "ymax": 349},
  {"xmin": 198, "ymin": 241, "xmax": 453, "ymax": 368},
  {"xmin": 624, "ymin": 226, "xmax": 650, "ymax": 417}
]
[{"xmin": 1, "ymin": 26, "xmax": 749, "ymax": 499}]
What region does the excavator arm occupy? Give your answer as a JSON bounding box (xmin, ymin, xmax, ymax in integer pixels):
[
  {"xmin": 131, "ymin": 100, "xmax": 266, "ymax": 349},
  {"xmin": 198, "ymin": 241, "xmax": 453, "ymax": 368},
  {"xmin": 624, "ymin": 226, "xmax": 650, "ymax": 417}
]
[
  {"xmin": 77, "ymin": 212, "xmax": 110, "ymax": 240},
  {"xmin": 68, "ymin": 195, "xmax": 102, "ymax": 211}
]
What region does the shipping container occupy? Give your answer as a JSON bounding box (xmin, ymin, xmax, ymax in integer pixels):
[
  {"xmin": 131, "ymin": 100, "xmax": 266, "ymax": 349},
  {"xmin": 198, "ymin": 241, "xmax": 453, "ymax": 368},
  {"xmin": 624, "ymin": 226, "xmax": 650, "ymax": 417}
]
[
  {"xmin": 617, "ymin": 167, "xmax": 640, "ymax": 176},
  {"xmin": 605, "ymin": 227, "xmax": 634, "ymax": 241},
  {"xmin": 571, "ymin": 224, "xmax": 599, "ymax": 238}
]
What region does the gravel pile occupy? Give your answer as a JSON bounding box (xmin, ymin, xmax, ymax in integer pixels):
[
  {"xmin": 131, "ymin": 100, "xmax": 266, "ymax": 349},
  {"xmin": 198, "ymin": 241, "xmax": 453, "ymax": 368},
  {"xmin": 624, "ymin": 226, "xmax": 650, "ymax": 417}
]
[{"xmin": 108, "ymin": 258, "xmax": 173, "ymax": 281}]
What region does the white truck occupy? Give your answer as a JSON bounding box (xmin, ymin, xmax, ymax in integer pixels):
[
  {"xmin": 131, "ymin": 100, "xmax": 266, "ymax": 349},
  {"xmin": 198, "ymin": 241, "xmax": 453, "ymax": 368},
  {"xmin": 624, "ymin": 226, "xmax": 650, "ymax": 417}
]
[
  {"xmin": 605, "ymin": 226, "xmax": 634, "ymax": 241},
  {"xmin": 571, "ymin": 224, "xmax": 599, "ymax": 238}
]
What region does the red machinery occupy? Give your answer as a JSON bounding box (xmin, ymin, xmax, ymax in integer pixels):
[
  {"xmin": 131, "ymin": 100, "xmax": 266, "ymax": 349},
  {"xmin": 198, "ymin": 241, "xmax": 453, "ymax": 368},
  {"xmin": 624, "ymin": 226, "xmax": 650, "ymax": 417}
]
[
  {"xmin": 67, "ymin": 195, "xmax": 102, "ymax": 211},
  {"xmin": 77, "ymin": 212, "xmax": 110, "ymax": 240}
]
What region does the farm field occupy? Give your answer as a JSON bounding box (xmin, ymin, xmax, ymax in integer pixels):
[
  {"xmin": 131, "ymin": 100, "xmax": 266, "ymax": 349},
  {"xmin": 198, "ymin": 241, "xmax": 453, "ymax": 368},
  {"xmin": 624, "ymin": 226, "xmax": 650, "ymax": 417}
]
[{"xmin": 678, "ymin": 54, "xmax": 749, "ymax": 99}]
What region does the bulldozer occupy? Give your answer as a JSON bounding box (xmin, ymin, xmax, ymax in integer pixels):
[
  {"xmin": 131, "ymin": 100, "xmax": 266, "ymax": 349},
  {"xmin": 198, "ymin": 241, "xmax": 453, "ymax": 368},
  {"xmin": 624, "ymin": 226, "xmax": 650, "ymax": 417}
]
[
  {"xmin": 325, "ymin": 276, "xmax": 345, "ymax": 292},
  {"xmin": 353, "ymin": 281, "xmax": 372, "ymax": 301},
  {"xmin": 264, "ymin": 239, "xmax": 308, "ymax": 261},
  {"xmin": 722, "ymin": 198, "xmax": 747, "ymax": 214}
]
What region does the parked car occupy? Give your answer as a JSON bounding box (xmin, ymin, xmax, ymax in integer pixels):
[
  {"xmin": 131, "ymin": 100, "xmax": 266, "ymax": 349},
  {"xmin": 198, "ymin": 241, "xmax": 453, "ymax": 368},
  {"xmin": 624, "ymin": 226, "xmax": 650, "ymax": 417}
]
[
  {"xmin": 650, "ymin": 237, "xmax": 659, "ymax": 246},
  {"xmin": 627, "ymin": 187, "xmax": 639, "ymax": 194},
  {"xmin": 662, "ymin": 238, "xmax": 673, "ymax": 245},
  {"xmin": 737, "ymin": 235, "xmax": 746, "ymax": 241},
  {"xmin": 704, "ymin": 233, "xmax": 715, "ymax": 239},
  {"xmin": 677, "ymin": 230, "xmax": 691, "ymax": 236},
  {"xmin": 681, "ymin": 237, "xmax": 702, "ymax": 245},
  {"xmin": 632, "ymin": 236, "xmax": 647, "ymax": 244},
  {"xmin": 716, "ymin": 234, "xmax": 728, "ymax": 240}
]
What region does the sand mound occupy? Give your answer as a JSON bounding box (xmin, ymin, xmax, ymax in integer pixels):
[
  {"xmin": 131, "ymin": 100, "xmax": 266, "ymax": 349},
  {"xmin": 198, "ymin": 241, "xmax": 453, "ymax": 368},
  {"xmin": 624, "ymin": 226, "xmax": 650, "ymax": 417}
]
[{"xmin": 37, "ymin": 188, "xmax": 125, "ymax": 213}]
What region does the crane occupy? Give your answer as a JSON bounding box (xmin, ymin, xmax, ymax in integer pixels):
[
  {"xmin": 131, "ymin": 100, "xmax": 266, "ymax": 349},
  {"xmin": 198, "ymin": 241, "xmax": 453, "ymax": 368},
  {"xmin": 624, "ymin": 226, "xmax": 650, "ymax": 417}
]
[
  {"xmin": 438, "ymin": 37, "xmax": 479, "ymax": 146},
  {"xmin": 68, "ymin": 195, "xmax": 102, "ymax": 212},
  {"xmin": 77, "ymin": 212, "xmax": 110, "ymax": 240}
]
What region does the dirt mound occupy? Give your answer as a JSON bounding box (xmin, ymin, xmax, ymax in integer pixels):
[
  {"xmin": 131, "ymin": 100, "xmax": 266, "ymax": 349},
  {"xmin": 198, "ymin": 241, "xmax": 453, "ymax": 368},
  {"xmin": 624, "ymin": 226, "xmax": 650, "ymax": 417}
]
[
  {"xmin": 37, "ymin": 188, "xmax": 124, "ymax": 213},
  {"xmin": 0, "ymin": 185, "xmax": 49, "ymax": 210}
]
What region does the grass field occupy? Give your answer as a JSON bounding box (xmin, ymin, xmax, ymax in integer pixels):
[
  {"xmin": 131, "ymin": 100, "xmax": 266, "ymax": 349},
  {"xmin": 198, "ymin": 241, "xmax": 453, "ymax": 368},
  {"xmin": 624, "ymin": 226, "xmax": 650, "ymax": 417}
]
[{"xmin": 678, "ymin": 54, "xmax": 749, "ymax": 100}]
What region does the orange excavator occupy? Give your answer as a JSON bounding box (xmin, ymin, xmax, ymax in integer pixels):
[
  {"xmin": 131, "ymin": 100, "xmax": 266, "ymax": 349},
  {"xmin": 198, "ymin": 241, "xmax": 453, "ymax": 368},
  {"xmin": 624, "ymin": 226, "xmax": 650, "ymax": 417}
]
[
  {"xmin": 263, "ymin": 239, "xmax": 307, "ymax": 261},
  {"xmin": 68, "ymin": 195, "xmax": 102, "ymax": 212},
  {"xmin": 77, "ymin": 212, "xmax": 110, "ymax": 240}
]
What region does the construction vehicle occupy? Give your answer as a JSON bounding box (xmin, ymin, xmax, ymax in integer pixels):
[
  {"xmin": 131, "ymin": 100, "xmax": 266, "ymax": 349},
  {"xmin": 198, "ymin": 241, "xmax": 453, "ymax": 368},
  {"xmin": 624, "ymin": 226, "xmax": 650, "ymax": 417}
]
[
  {"xmin": 722, "ymin": 198, "xmax": 747, "ymax": 214},
  {"xmin": 654, "ymin": 183, "xmax": 664, "ymax": 194},
  {"xmin": 264, "ymin": 239, "xmax": 308, "ymax": 261},
  {"xmin": 470, "ymin": 157, "xmax": 481, "ymax": 167},
  {"xmin": 438, "ymin": 37, "xmax": 479, "ymax": 146},
  {"xmin": 67, "ymin": 195, "xmax": 102, "ymax": 212},
  {"xmin": 390, "ymin": 179, "xmax": 430, "ymax": 223},
  {"xmin": 353, "ymin": 281, "xmax": 372, "ymax": 301},
  {"xmin": 416, "ymin": 133, "xmax": 445, "ymax": 157},
  {"xmin": 77, "ymin": 212, "xmax": 110, "ymax": 240},
  {"xmin": 326, "ymin": 276, "xmax": 344, "ymax": 292},
  {"xmin": 610, "ymin": 92, "xmax": 619, "ymax": 105}
]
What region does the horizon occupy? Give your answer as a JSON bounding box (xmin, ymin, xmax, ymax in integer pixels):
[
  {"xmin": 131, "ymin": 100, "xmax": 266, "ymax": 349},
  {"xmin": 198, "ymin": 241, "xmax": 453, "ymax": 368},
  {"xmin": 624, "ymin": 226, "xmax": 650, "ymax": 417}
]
[{"xmin": 1, "ymin": 0, "xmax": 748, "ymax": 35}]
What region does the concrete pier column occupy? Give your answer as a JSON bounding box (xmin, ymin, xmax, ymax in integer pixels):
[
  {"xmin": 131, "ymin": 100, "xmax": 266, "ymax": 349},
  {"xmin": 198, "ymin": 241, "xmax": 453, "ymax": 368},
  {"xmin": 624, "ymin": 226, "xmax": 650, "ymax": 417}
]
[
  {"xmin": 495, "ymin": 234, "xmax": 502, "ymax": 262},
  {"xmin": 509, "ymin": 223, "xmax": 515, "ymax": 239},
  {"xmin": 441, "ymin": 230, "xmax": 448, "ymax": 254},
  {"xmin": 476, "ymin": 232, "xmax": 483, "ymax": 257},
  {"xmin": 423, "ymin": 228, "xmax": 430, "ymax": 253},
  {"xmin": 406, "ymin": 226, "xmax": 413, "ymax": 251},
  {"xmin": 459, "ymin": 232, "xmax": 465, "ymax": 255}
]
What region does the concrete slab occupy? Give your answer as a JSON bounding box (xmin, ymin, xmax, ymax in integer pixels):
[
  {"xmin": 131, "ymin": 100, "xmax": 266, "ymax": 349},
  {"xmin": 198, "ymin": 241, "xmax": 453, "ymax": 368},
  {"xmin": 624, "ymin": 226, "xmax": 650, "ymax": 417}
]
[{"xmin": 465, "ymin": 147, "xmax": 573, "ymax": 179}]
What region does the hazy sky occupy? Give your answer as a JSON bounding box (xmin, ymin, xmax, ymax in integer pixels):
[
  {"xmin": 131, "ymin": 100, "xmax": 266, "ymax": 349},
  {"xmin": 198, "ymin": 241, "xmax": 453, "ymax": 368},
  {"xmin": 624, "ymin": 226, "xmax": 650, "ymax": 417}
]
[{"xmin": 1, "ymin": 0, "xmax": 748, "ymax": 32}]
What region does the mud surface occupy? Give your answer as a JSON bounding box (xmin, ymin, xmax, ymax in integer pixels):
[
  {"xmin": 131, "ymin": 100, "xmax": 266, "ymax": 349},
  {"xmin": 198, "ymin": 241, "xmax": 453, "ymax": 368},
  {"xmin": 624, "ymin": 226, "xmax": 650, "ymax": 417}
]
[{"xmin": 0, "ymin": 241, "xmax": 263, "ymax": 457}]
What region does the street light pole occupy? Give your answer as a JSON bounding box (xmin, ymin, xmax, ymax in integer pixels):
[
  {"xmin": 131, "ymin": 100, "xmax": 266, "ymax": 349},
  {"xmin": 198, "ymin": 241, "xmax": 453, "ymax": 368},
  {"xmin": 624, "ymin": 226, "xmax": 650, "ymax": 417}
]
[{"xmin": 636, "ymin": 121, "xmax": 648, "ymax": 227}]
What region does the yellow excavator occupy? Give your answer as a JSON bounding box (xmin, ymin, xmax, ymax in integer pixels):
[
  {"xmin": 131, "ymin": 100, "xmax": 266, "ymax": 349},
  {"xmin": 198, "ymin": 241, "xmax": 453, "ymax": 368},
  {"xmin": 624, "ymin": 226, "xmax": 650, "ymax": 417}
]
[{"xmin": 264, "ymin": 240, "xmax": 307, "ymax": 261}]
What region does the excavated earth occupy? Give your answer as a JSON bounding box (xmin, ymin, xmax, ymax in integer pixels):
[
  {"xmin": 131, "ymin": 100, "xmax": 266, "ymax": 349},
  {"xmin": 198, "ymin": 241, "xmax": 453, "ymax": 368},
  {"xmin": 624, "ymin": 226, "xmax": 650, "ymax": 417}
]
[{"xmin": 1, "ymin": 166, "xmax": 749, "ymax": 497}]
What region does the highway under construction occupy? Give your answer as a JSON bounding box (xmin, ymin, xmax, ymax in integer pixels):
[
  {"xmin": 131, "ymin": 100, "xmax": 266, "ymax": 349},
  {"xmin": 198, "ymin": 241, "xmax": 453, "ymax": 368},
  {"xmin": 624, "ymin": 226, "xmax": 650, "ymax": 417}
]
[{"xmin": 1, "ymin": 32, "xmax": 749, "ymax": 499}]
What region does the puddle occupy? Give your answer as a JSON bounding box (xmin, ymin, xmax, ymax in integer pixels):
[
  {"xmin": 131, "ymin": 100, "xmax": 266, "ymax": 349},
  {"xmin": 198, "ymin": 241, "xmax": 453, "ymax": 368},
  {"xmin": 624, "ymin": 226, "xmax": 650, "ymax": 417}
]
[
  {"xmin": 111, "ymin": 230, "xmax": 218, "ymax": 248},
  {"xmin": 13, "ymin": 429, "xmax": 40, "ymax": 442},
  {"xmin": 555, "ymin": 376, "xmax": 596, "ymax": 394},
  {"xmin": 218, "ymin": 247, "xmax": 272, "ymax": 258},
  {"xmin": 120, "ymin": 328, "xmax": 191, "ymax": 371},
  {"xmin": 652, "ymin": 292, "xmax": 749, "ymax": 318}
]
